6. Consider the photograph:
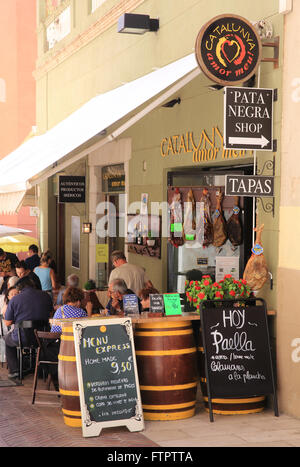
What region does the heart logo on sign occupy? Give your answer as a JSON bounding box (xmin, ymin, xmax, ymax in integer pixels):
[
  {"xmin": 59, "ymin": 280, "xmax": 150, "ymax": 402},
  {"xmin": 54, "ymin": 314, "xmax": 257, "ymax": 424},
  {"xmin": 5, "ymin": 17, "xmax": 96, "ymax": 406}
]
[{"xmin": 221, "ymin": 39, "xmax": 240, "ymax": 63}]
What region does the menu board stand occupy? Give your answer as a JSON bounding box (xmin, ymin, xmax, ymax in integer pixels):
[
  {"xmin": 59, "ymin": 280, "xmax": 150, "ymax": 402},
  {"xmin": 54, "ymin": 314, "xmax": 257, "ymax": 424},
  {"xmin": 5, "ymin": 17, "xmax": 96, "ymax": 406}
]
[
  {"xmin": 200, "ymin": 298, "xmax": 279, "ymax": 422},
  {"xmin": 73, "ymin": 317, "xmax": 144, "ymax": 437}
]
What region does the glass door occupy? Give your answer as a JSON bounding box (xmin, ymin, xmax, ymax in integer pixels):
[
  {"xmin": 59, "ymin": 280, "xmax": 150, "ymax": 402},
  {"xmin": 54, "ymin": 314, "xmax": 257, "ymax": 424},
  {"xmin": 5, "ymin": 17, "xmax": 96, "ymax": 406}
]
[{"xmin": 167, "ymin": 165, "xmax": 254, "ymax": 293}]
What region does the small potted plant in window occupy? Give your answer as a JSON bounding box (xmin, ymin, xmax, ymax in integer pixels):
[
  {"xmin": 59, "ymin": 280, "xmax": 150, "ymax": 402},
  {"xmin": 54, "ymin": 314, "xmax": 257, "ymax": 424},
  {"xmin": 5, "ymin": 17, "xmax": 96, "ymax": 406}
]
[{"xmin": 146, "ymin": 231, "xmax": 156, "ymax": 247}]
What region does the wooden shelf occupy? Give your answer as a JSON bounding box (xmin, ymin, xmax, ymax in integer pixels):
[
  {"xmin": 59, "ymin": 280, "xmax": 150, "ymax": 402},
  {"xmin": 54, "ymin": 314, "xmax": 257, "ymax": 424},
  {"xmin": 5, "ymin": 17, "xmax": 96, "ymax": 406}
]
[{"xmin": 127, "ymin": 242, "xmax": 161, "ymax": 259}]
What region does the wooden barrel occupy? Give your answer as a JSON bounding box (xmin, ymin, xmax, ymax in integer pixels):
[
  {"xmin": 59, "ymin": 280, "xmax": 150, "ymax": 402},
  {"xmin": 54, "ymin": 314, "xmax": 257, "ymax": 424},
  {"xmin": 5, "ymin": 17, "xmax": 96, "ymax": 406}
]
[
  {"xmin": 58, "ymin": 323, "xmax": 81, "ymax": 427},
  {"xmin": 134, "ymin": 320, "xmax": 198, "ymax": 421},
  {"xmin": 197, "ymin": 327, "xmax": 266, "ymax": 415}
]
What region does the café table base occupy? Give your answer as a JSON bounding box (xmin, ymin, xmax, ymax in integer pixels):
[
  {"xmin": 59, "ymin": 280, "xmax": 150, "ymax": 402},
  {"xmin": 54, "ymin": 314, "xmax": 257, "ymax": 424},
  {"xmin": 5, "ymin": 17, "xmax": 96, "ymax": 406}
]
[
  {"xmin": 134, "ymin": 319, "xmax": 198, "ymax": 421},
  {"xmin": 58, "ymin": 324, "xmax": 82, "ymax": 428},
  {"xmin": 197, "ymin": 327, "xmax": 266, "ymax": 415}
]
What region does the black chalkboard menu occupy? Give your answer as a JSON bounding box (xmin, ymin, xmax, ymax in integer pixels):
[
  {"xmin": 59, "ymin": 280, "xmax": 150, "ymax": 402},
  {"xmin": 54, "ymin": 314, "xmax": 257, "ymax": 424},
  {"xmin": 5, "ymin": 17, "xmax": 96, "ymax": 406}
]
[
  {"xmin": 200, "ymin": 299, "xmax": 278, "ymax": 421},
  {"xmin": 73, "ymin": 318, "xmax": 144, "ymax": 437},
  {"xmin": 149, "ymin": 294, "xmax": 165, "ymax": 314},
  {"xmin": 59, "ymin": 175, "xmax": 86, "ymax": 203}
]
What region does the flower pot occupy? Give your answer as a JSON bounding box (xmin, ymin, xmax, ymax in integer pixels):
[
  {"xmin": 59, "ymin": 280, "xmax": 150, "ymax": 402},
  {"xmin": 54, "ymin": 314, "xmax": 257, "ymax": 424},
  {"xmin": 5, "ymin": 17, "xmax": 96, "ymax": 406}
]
[{"xmin": 146, "ymin": 239, "xmax": 155, "ymax": 247}]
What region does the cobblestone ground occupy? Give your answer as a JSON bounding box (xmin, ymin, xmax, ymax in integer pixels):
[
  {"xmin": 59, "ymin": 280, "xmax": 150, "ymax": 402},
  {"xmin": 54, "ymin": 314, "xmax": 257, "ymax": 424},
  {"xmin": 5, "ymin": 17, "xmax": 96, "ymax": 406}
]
[{"xmin": 0, "ymin": 368, "xmax": 158, "ymax": 447}]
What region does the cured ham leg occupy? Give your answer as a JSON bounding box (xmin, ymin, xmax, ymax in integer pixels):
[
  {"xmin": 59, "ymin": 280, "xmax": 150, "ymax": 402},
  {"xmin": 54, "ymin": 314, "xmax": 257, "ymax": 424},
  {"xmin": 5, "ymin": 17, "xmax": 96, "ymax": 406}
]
[
  {"xmin": 213, "ymin": 190, "xmax": 227, "ymax": 247},
  {"xmin": 226, "ymin": 196, "xmax": 243, "ymax": 247},
  {"xmin": 243, "ymin": 224, "xmax": 269, "ymax": 291},
  {"xmin": 200, "ymin": 188, "xmax": 213, "ymax": 247},
  {"xmin": 168, "ymin": 188, "xmax": 184, "ymax": 248},
  {"xmin": 184, "ymin": 189, "xmax": 196, "ymax": 242}
]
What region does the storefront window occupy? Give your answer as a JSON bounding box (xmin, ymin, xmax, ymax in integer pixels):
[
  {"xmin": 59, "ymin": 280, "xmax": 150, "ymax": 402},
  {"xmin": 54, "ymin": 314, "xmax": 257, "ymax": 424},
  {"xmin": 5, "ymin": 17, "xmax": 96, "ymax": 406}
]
[
  {"xmin": 97, "ymin": 164, "xmax": 125, "ymax": 288},
  {"xmin": 91, "ymin": 0, "xmax": 107, "ymax": 13},
  {"xmin": 167, "ymin": 166, "xmax": 254, "ymax": 293},
  {"xmin": 46, "ymin": 6, "xmax": 71, "ymax": 50}
]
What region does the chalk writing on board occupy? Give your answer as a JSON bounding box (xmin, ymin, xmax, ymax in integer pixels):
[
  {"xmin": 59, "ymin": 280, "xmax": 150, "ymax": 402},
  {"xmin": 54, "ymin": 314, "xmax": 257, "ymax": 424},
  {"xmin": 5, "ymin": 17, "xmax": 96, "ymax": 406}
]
[
  {"xmin": 201, "ymin": 306, "xmax": 274, "ymax": 397},
  {"xmin": 73, "ymin": 318, "xmax": 144, "ymax": 437}
]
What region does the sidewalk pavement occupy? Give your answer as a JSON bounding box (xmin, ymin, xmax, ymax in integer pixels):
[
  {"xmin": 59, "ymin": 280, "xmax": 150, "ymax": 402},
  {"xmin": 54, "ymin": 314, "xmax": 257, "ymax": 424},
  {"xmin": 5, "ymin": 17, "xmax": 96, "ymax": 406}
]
[{"xmin": 0, "ymin": 367, "xmax": 300, "ymax": 448}]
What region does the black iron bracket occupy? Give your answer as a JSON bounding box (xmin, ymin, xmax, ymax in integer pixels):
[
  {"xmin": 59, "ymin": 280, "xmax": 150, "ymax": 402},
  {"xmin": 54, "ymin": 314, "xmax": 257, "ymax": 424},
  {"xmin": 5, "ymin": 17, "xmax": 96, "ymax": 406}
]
[
  {"xmin": 256, "ymin": 197, "xmax": 275, "ymax": 218},
  {"xmin": 256, "ymin": 155, "xmax": 276, "ymax": 177},
  {"xmin": 256, "ymin": 154, "xmax": 275, "ymax": 217},
  {"xmin": 261, "ymin": 36, "xmax": 280, "ymax": 69}
]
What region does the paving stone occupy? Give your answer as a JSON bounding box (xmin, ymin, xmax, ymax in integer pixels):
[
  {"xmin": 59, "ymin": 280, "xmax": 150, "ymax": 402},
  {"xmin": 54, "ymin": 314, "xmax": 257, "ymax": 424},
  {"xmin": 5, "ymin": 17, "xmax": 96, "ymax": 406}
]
[{"xmin": 1, "ymin": 366, "xmax": 300, "ymax": 447}]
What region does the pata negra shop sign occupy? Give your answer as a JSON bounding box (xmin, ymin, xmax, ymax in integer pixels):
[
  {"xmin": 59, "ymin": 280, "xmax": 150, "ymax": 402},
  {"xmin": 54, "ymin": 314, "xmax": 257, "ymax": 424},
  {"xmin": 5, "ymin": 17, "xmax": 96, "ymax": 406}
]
[{"xmin": 195, "ymin": 14, "xmax": 262, "ymax": 86}]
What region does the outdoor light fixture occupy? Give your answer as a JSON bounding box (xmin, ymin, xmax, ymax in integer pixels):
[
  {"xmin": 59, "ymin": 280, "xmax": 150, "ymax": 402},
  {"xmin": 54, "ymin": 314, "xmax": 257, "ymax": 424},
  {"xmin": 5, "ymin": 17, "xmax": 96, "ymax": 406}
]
[
  {"xmin": 82, "ymin": 222, "xmax": 92, "ymax": 234},
  {"xmin": 162, "ymin": 98, "xmax": 181, "ymax": 108},
  {"xmin": 117, "ymin": 13, "xmax": 159, "ymax": 34},
  {"xmin": 208, "ymin": 84, "xmax": 224, "ymax": 91}
]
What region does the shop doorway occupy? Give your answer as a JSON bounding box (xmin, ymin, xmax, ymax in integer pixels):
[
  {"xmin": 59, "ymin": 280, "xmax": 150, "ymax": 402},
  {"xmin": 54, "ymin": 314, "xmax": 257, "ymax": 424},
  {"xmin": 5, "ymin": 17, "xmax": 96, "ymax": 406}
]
[
  {"xmin": 97, "ymin": 164, "xmax": 125, "ymax": 287},
  {"xmin": 167, "ymin": 165, "xmax": 254, "ymax": 293},
  {"xmin": 56, "ymin": 200, "xmax": 65, "ymax": 285}
]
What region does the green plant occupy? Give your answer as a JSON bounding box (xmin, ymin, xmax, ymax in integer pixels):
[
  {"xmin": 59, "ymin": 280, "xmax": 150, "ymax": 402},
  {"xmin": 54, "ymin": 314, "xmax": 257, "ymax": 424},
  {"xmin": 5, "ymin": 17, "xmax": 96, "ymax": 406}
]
[
  {"xmin": 84, "ymin": 279, "xmax": 96, "ymax": 290},
  {"xmin": 185, "ymin": 274, "xmax": 252, "ymax": 313}
]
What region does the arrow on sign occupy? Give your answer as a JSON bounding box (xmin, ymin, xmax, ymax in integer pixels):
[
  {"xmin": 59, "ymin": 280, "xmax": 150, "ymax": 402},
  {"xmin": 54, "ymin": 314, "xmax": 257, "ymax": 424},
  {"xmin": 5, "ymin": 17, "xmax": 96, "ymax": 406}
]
[{"xmin": 228, "ymin": 135, "xmax": 269, "ymax": 148}]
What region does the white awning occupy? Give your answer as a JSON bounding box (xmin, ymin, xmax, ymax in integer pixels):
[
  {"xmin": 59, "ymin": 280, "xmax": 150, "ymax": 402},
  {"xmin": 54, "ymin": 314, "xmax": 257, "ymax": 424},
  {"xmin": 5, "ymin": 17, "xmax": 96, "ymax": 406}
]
[{"xmin": 0, "ymin": 53, "xmax": 200, "ymax": 213}]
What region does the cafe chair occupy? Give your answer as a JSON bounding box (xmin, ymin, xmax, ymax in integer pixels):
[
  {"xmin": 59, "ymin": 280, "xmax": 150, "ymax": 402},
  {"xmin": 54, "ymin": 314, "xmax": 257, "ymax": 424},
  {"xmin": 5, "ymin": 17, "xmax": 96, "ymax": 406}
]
[
  {"xmin": 15, "ymin": 320, "xmax": 49, "ymax": 384},
  {"xmin": 31, "ymin": 330, "xmax": 61, "ymax": 405},
  {"xmin": 0, "ymin": 316, "xmax": 8, "ymax": 369}
]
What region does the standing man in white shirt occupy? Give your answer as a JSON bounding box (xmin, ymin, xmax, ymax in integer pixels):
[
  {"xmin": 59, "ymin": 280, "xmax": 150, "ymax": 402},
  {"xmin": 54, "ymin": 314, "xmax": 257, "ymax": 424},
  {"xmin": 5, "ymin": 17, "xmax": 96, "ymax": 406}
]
[{"xmin": 108, "ymin": 250, "xmax": 153, "ymax": 295}]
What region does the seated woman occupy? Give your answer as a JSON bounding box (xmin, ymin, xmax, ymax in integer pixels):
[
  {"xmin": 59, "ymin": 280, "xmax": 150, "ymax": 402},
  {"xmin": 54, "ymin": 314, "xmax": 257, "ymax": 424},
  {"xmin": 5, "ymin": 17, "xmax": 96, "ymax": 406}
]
[
  {"xmin": 51, "ymin": 287, "xmax": 89, "ymax": 334},
  {"xmin": 82, "ymin": 279, "xmax": 103, "ymax": 315},
  {"xmin": 34, "ymin": 252, "xmax": 56, "ymax": 297},
  {"xmin": 138, "ymin": 287, "xmax": 160, "ymax": 312},
  {"xmin": 0, "ymin": 286, "xmax": 19, "ymax": 363}
]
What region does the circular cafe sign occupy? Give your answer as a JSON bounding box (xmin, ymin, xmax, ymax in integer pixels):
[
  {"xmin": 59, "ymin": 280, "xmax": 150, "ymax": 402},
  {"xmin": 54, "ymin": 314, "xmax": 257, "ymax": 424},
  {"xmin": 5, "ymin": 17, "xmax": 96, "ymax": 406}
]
[{"xmin": 195, "ymin": 14, "xmax": 262, "ymax": 86}]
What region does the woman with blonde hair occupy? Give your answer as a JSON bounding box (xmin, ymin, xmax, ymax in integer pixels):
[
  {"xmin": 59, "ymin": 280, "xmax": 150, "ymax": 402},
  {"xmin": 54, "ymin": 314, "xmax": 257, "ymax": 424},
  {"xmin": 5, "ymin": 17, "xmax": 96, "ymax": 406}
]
[{"xmin": 34, "ymin": 252, "xmax": 56, "ymax": 296}]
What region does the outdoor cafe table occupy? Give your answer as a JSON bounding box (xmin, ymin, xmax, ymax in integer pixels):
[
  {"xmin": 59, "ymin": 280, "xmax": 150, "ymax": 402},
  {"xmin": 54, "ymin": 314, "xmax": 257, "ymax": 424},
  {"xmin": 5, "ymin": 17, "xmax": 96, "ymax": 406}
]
[
  {"xmin": 50, "ymin": 313, "xmax": 200, "ymax": 426},
  {"xmin": 50, "ymin": 310, "xmax": 275, "ymax": 426}
]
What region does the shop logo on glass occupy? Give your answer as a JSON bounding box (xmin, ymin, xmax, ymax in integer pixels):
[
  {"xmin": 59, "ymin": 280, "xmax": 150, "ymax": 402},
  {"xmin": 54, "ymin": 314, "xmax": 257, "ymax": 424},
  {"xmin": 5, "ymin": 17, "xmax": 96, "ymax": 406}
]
[{"xmin": 195, "ymin": 14, "xmax": 262, "ymax": 86}]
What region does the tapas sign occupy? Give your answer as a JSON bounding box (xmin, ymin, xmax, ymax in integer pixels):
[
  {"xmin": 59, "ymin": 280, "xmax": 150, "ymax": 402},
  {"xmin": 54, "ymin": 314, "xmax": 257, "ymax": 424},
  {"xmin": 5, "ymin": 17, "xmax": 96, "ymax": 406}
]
[{"xmin": 195, "ymin": 14, "xmax": 262, "ymax": 86}]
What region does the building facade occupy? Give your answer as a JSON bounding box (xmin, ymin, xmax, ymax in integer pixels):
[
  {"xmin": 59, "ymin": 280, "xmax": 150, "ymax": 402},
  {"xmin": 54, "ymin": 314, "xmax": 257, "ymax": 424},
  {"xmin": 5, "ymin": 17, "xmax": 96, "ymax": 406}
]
[
  {"xmin": 0, "ymin": 0, "xmax": 37, "ymax": 238},
  {"xmin": 12, "ymin": 0, "xmax": 296, "ymax": 417}
]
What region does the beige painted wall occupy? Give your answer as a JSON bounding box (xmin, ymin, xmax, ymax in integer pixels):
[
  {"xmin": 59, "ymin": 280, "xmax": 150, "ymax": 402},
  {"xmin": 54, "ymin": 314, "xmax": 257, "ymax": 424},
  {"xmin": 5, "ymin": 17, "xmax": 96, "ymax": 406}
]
[{"xmin": 277, "ymin": 0, "xmax": 300, "ymax": 418}]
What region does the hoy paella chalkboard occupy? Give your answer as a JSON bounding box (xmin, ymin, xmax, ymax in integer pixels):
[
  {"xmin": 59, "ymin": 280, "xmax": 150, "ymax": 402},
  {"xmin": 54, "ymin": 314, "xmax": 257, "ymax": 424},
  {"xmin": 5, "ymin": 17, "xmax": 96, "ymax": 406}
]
[
  {"xmin": 200, "ymin": 299, "xmax": 278, "ymax": 422},
  {"xmin": 73, "ymin": 318, "xmax": 144, "ymax": 437}
]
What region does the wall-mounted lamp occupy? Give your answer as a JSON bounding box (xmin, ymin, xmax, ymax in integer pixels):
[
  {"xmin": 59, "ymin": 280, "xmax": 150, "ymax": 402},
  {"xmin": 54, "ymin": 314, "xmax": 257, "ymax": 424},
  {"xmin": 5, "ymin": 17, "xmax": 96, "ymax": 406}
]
[
  {"xmin": 82, "ymin": 222, "xmax": 92, "ymax": 234},
  {"xmin": 117, "ymin": 13, "xmax": 159, "ymax": 35},
  {"xmin": 162, "ymin": 98, "xmax": 181, "ymax": 108},
  {"xmin": 208, "ymin": 84, "xmax": 224, "ymax": 91}
]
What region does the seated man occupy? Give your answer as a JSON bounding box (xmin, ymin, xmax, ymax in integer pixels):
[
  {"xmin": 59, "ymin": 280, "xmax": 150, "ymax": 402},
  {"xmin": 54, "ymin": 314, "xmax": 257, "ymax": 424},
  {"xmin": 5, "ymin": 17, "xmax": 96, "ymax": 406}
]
[
  {"xmin": 105, "ymin": 279, "xmax": 142, "ymax": 315},
  {"xmin": 55, "ymin": 274, "xmax": 80, "ymax": 310},
  {"xmin": 4, "ymin": 276, "xmax": 53, "ymax": 381},
  {"xmin": 15, "ymin": 260, "xmax": 42, "ymax": 290},
  {"xmin": 0, "ymin": 248, "xmax": 19, "ymax": 294},
  {"xmin": 24, "ymin": 244, "xmax": 40, "ymax": 271}
]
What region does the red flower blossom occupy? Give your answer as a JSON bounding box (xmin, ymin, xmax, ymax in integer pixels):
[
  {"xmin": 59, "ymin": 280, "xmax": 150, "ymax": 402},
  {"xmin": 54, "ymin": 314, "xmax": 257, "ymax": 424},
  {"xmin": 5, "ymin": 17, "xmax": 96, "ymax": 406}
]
[
  {"xmin": 198, "ymin": 292, "xmax": 205, "ymax": 300},
  {"xmin": 229, "ymin": 290, "xmax": 236, "ymax": 297},
  {"xmin": 203, "ymin": 280, "xmax": 210, "ymax": 286}
]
